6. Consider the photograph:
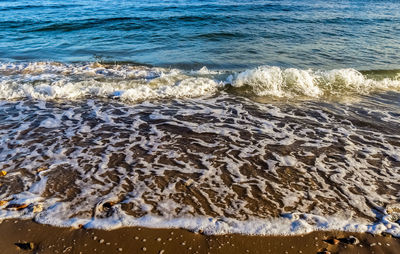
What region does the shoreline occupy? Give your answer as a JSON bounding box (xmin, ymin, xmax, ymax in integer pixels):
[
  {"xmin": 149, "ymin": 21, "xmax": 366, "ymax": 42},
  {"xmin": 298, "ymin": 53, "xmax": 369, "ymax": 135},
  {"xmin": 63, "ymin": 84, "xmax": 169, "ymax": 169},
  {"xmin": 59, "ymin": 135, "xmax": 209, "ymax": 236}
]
[{"xmin": 1, "ymin": 219, "xmax": 399, "ymax": 254}]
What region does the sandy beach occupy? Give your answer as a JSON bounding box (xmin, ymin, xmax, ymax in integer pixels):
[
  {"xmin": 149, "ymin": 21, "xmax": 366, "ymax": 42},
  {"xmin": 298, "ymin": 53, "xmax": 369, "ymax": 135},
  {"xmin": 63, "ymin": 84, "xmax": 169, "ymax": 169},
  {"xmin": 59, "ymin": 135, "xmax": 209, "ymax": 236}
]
[{"xmin": 1, "ymin": 219, "xmax": 399, "ymax": 254}]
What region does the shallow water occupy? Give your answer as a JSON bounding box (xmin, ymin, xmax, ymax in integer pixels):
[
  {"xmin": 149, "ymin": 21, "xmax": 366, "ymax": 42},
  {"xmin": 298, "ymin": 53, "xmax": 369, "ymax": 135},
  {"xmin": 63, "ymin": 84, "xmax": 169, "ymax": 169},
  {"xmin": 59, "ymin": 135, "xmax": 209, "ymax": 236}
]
[
  {"xmin": 0, "ymin": 0, "xmax": 400, "ymax": 236},
  {"xmin": 1, "ymin": 0, "xmax": 400, "ymax": 70}
]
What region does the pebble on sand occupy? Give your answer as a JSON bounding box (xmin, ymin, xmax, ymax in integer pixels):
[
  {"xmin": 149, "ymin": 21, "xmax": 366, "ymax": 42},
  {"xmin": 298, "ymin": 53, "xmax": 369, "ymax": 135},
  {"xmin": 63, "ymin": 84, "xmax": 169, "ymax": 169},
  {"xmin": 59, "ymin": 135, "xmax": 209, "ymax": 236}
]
[{"xmin": 15, "ymin": 242, "xmax": 34, "ymax": 250}]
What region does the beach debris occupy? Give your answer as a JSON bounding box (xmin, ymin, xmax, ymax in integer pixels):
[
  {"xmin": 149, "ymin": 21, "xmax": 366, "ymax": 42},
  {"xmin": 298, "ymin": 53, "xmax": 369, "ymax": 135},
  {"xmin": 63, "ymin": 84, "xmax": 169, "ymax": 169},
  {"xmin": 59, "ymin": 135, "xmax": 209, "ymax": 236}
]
[
  {"xmin": 381, "ymin": 232, "xmax": 392, "ymax": 238},
  {"xmin": 386, "ymin": 203, "xmax": 400, "ymax": 214},
  {"xmin": 63, "ymin": 246, "xmax": 72, "ymax": 253},
  {"xmin": 102, "ymin": 201, "xmax": 116, "ymax": 210},
  {"xmin": 184, "ymin": 179, "xmax": 194, "ymax": 187},
  {"xmin": 32, "ymin": 204, "xmax": 43, "ymax": 213},
  {"xmin": 0, "ymin": 170, "xmax": 7, "ymax": 176},
  {"xmin": 6, "ymin": 203, "xmax": 29, "ymax": 210},
  {"xmin": 77, "ymin": 224, "xmax": 84, "ymax": 229},
  {"xmin": 325, "ymin": 236, "xmax": 359, "ymax": 245},
  {"xmin": 36, "ymin": 166, "xmax": 47, "ymax": 173},
  {"xmin": 0, "ymin": 200, "xmax": 8, "ymax": 206},
  {"xmin": 346, "ymin": 236, "xmax": 359, "ymax": 245},
  {"xmin": 15, "ymin": 242, "xmax": 34, "ymax": 251},
  {"xmin": 325, "ymin": 238, "xmax": 340, "ymax": 245}
]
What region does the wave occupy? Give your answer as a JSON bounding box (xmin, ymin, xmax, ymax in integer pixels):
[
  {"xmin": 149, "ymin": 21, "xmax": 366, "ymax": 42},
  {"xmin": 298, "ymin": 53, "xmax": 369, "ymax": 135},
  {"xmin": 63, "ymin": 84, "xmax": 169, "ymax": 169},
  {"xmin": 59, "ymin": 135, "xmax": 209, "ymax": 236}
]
[
  {"xmin": 231, "ymin": 66, "xmax": 400, "ymax": 98},
  {"xmin": 0, "ymin": 62, "xmax": 399, "ymax": 102},
  {"xmin": 0, "ymin": 62, "xmax": 222, "ymax": 102}
]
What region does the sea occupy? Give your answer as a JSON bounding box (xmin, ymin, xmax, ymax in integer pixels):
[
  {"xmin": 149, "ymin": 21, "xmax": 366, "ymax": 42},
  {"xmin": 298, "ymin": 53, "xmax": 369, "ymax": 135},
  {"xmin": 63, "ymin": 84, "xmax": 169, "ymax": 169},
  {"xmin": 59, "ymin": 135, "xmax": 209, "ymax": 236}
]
[{"xmin": 0, "ymin": 0, "xmax": 400, "ymax": 236}]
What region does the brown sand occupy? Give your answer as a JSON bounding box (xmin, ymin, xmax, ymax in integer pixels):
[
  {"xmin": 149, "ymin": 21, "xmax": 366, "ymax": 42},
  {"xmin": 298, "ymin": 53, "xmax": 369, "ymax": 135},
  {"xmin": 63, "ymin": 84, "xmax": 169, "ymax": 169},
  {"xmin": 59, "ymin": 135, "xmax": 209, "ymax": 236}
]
[{"xmin": 0, "ymin": 219, "xmax": 399, "ymax": 254}]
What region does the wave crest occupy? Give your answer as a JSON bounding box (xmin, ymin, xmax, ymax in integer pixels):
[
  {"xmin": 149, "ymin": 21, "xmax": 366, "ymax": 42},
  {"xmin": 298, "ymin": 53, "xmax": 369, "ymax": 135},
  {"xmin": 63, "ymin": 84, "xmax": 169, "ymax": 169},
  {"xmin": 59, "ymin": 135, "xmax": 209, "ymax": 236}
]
[
  {"xmin": 231, "ymin": 66, "xmax": 400, "ymax": 98},
  {"xmin": 0, "ymin": 62, "xmax": 399, "ymax": 102}
]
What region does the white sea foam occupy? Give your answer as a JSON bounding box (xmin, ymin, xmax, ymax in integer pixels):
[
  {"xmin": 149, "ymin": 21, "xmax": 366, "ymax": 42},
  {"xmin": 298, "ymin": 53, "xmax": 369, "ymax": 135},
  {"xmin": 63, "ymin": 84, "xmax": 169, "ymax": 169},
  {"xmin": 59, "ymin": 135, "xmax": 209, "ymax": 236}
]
[
  {"xmin": 231, "ymin": 66, "xmax": 400, "ymax": 98},
  {"xmin": 1, "ymin": 63, "xmax": 400, "ymax": 236},
  {"xmin": 0, "ymin": 62, "xmax": 222, "ymax": 102},
  {"xmin": 0, "ymin": 62, "xmax": 399, "ymax": 102}
]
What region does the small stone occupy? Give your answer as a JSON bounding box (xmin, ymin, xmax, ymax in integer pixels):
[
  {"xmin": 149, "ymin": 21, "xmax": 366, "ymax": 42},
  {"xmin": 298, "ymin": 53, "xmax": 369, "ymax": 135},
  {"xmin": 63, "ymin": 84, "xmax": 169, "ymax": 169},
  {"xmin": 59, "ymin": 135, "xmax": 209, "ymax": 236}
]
[
  {"xmin": 15, "ymin": 242, "xmax": 34, "ymax": 250},
  {"xmin": 106, "ymin": 243, "xmax": 110, "ymax": 246},
  {"xmin": 118, "ymin": 248, "xmax": 123, "ymax": 252},
  {"xmin": 348, "ymin": 236, "xmax": 359, "ymax": 245},
  {"xmin": 7, "ymin": 203, "xmax": 29, "ymax": 211},
  {"xmin": 184, "ymin": 179, "xmax": 194, "ymax": 187},
  {"xmin": 63, "ymin": 246, "xmax": 72, "ymax": 253},
  {"xmin": 99, "ymin": 239, "xmax": 104, "ymax": 244},
  {"xmin": 134, "ymin": 236, "xmax": 139, "ymax": 240},
  {"xmin": 156, "ymin": 238, "xmax": 162, "ymax": 242},
  {"xmin": 159, "ymin": 250, "xmax": 165, "ymax": 254},
  {"xmin": 93, "ymin": 236, "xmax": 97, "ymax": 241},
  {"xmin": 32, "ymin": 204, "xmax": 43, "ymax": 213},
  {"xmin": 36, "ymin": 166, "xmax": 47, "ymax": 173},
  {"xmin": 142, "ymin": 247, "xmax": 147, "ymax": 251},
  {"xmin": 370, "ymin": 243, "xmax": 376, "ymax": 247}
]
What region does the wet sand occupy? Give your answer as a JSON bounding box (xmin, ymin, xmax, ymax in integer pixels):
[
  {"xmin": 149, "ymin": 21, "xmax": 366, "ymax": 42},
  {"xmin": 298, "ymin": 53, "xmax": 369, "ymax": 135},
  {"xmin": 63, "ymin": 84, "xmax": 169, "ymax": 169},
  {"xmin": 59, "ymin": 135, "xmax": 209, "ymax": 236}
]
[{"xmin": 1, "ymin": 219, "xmax": 399, "ymax": 254}]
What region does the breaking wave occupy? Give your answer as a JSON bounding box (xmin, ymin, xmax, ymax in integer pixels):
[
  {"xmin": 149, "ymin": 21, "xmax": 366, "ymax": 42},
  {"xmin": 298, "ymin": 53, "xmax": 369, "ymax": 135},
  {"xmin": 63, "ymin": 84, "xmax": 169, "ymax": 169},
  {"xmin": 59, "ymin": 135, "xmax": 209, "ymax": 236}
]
[{"xmin": 0, "ymin": 62, "xmax": 399, "ymax": 102}]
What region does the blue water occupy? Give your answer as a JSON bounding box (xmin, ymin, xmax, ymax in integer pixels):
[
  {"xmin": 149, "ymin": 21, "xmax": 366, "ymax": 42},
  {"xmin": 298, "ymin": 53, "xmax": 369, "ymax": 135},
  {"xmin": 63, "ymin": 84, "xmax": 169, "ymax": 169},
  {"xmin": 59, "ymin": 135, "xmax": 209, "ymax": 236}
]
[{"xmin": 1, "ymin": 0, "xmax": 400, "ymax": 70}]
